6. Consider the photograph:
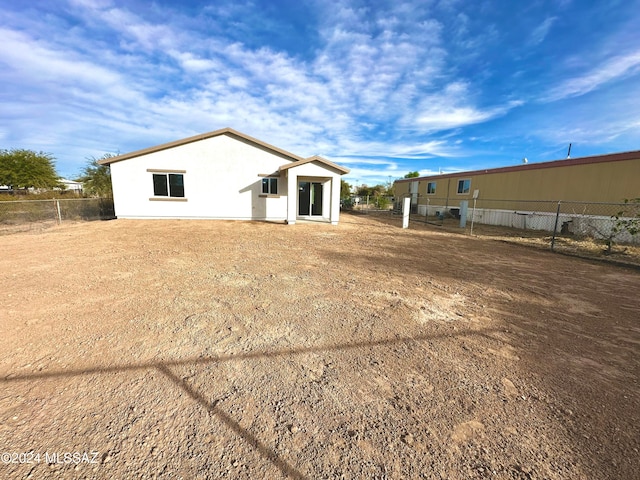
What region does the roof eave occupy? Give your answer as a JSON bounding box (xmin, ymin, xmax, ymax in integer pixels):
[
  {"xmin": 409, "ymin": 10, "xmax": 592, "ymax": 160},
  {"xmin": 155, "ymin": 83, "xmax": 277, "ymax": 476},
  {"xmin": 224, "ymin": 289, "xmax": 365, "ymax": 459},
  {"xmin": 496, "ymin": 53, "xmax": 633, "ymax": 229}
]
[
  {"xmin": 394, "ymin": 149, "xmax": 640, "ymax": 183},
  {"xmin": 279, "ymin": 155, "xmax": 350, "ymax": 175}
]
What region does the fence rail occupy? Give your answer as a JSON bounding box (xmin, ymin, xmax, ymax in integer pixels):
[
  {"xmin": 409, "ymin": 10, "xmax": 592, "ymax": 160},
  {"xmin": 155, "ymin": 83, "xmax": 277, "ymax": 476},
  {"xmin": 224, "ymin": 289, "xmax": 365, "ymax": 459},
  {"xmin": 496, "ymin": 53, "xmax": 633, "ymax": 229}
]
[{"xmin": 0, "ymin": 198, "xmax": 115, "ymax": 234}]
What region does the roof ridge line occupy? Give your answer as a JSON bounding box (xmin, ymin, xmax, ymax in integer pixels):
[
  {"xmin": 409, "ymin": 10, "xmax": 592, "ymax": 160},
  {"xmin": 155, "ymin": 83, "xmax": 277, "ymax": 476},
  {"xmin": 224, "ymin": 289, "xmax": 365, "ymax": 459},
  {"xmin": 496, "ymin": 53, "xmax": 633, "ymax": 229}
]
[{"xmin": 98, "ymin": 127, "xmax": 306, "ymax": 165}]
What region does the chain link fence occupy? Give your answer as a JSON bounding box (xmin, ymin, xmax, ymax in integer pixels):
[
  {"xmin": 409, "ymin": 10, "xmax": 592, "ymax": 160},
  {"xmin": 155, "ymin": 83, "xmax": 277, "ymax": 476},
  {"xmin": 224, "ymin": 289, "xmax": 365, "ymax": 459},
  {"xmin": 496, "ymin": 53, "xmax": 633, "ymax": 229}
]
[
  {"xmin": 549, "ymin": 200, "xmax": 640, "ymax": 258},
  {"xmin": 345, "ymin": 195, "xmax": 395, "ymax": 213},
  {"xmin": 354, "ymin": 194, "xmax": 640, "ymax": 266},
  {"xmin": 0, "ymin": 198, "xmax": 115, "ymax": 234},
  {"xmin": 4, "ymin": 194, "xmax": 639, "ymax": 264}
]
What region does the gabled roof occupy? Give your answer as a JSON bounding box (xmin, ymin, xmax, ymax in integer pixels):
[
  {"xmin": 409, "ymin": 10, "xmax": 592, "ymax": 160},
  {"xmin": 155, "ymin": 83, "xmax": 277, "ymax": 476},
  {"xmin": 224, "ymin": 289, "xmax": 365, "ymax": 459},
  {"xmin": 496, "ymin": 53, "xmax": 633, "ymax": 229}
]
[
  {"xmin": 97, "ymin": 127, "xmax": 307, "ymax": 165},
  {"xmin": 395, "ymin": 149, "xmax": 640, "ymax": 183},
  {"xmin": 278, "ymin": 155, "xmax": 350, "ymax": 175}
]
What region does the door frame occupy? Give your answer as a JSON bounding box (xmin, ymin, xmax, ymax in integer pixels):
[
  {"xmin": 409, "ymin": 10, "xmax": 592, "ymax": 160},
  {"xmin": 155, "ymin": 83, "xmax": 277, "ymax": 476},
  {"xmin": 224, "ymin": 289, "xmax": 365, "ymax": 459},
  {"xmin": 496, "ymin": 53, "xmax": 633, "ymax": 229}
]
[{"xmin": 297, "ymin": 178, "xmax": 328, "ymax": 219}]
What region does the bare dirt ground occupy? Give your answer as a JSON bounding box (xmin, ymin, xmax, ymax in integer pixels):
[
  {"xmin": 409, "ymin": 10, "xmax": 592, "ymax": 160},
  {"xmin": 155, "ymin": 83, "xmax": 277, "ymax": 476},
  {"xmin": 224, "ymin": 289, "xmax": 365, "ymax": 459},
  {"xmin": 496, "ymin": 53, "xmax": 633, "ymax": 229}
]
[
  {"xmin": 1, "ymin": 212, "xmax": 638, "ymax": 479},
  {"xmin": 364, "ymin": 210, "xmax": 640, "ymax": 268}
]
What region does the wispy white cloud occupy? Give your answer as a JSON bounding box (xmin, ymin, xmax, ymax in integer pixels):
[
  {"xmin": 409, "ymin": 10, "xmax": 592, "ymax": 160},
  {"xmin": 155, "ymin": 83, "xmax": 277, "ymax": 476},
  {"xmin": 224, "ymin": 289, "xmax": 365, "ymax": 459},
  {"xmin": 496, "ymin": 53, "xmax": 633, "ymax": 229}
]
[
  {"xmin": 411, "ymin": 82, "xmax": 523, "ymax": 131},
  {"xmin": 340, "ymin": 166, "xmax": 404, "ymax": 185},
  {"xmin": 333, "ymin": 135, "xmax": 458, "ymax": 159},
  {"xmin": 535, "ymin": 114, "xmax": 640, "ymax": 146},
  {"xmin": 528, "ymin": 17, "xmax": 557, "ymax": 46},
  {"xmin": 0, "ymin": 0, "xmax": 503, "ymax": 172},
  {"xmin": 68, "ymin": 0, "xmax": 113, "ymax": 8},
  {"xmin": 545, "ymin": 50, "xmax": 640, "ymax": 101},
  {"xmin": 2, "ymin": 0, "xmax": 638, "ymax": 180},
  {"xmin": 0, "ymin": 28, "xmax": 123, "ymax": 92}
]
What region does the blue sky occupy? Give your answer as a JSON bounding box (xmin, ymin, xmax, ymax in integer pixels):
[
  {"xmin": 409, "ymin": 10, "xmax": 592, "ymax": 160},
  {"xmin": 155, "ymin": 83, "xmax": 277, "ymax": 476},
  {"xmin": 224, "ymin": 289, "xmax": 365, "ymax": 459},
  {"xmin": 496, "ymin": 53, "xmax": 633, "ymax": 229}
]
[{"xmin": 1, "ymin": 0, "xmax": 640, "ymax": 185}]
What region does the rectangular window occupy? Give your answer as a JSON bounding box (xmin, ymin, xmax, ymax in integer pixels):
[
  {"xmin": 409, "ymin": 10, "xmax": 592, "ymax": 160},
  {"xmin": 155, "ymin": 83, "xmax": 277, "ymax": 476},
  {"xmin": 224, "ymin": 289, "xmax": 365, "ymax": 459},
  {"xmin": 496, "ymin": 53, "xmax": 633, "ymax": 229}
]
[
  {"xmin": 457, "ymin": 179, "xmax": 471, "ymax": 194},
  {"xmin": 262, "ymin": 178, "xmax": 278, "ymax": 195},
  {"xmin": 153, "ymin": 173, "xmax": 184, "ymax": 197},
  {"xmin": 168, "ymin": 174, "xmax": 184, "ymax": 197},
  {"xmin": 153, "ymin": 174, "xmax": 168, "ymax": 196},
  {"xmin": 427, "ymin": 182, "xmax": 436, "ymax": 194}
]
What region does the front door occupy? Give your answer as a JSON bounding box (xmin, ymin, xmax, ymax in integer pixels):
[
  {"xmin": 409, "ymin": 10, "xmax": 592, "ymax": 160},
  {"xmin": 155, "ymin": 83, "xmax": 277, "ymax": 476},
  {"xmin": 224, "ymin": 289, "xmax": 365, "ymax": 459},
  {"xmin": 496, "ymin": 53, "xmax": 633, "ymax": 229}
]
[{"xmin": 298, "ymin": 181, "xmax": 323, "ymax": 216}]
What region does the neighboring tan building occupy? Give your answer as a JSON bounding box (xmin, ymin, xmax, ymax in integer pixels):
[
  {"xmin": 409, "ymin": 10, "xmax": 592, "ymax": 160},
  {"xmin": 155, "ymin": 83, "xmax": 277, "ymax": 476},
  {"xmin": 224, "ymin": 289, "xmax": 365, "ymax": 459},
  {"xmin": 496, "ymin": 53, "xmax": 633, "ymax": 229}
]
[
  {"xmin": 99, "ymin": 128, "xmax": 349, "ymax": 225},
  {"xmin": 394, "ymin": 150, "xmax": 640, "ymax": 236},
  {"xmin": 394, "ymin": 150, "xmax": 640, "ymax": 207}
]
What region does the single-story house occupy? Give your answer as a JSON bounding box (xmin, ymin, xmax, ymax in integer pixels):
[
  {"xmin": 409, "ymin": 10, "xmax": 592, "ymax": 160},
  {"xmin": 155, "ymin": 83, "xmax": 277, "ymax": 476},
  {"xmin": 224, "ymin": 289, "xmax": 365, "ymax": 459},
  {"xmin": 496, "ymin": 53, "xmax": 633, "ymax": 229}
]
[
  {"xmin": 1, "ymin": 179, "xmax": 83, "ymax": 193},
  {"xmin": 59, "ymin": 179, "xmax": 83, "ymax": 192},
  {"xmin": 98, "ymin": 128, "xmax": 349, "ymax": 225}
]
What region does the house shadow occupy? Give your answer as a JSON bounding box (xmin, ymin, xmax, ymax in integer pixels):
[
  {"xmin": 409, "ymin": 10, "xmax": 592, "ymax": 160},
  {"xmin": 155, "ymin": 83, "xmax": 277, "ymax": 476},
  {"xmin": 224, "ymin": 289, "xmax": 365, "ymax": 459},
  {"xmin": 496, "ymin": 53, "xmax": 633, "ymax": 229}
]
[
  {"xmin": 239, "ymin": 178, "xmax": 289, "ymax": 223},
  {"xmin": 239, "ymin": 180, "xmax": 267, "ymax": 220}
]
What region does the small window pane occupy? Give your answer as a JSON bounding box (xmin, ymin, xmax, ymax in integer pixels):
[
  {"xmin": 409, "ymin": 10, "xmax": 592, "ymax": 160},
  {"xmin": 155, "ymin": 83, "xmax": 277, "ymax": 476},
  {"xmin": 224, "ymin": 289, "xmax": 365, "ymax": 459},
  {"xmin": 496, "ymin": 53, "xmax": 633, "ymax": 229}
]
[
  {"xmin": 427, "ymin": 182, "xmax": 436, "ymax": 194},
  {"xmin": 457, "ymin": 179, "xmax": 470, "ymax": 194},
  {"xmin": 169, "ymin": 174, "xmax": 184, "ymax": 197},
  {"xmin": 153, "ymin": 174, "xmax": 168, "ymax": 196},
  {"xmin": 261, "ymin": 178, "xmax": 278, "ymax": 194}
]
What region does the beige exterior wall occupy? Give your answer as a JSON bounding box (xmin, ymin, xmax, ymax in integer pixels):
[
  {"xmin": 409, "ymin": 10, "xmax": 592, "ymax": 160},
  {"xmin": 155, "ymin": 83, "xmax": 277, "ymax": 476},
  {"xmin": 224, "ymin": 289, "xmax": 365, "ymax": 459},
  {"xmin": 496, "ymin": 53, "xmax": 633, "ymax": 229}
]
[{"xmin": 394, "ymin": 155, "xmax": 640, "ymax": 208}]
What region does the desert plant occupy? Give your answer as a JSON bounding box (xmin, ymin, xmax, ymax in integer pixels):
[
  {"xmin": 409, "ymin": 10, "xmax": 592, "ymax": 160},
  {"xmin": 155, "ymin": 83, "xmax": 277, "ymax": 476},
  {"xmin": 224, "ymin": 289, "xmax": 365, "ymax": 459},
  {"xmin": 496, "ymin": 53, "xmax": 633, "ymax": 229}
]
[
  {"xmin": 77, "ymin": 154, "xmax": 114, "ymax": 197},
  {"xmin": 604, "ymin": 198, "xmax": 640, "ymax": 254},
  {"xmin": 376, "ymin": 196, "xmax": 391, "ymax": 210}
]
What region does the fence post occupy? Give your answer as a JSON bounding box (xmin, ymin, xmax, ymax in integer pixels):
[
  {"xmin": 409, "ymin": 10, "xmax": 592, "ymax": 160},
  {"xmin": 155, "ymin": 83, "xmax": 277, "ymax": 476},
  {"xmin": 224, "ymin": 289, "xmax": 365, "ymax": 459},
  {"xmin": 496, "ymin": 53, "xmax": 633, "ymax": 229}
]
[
  {"xmin": 426, "ymin": 197, "xmax": 430, "ymax": 223},
  {"xmin": 470, "ymin": 197, "xmax": 477, "ymax": 235},
  {"xmin": 54, "ymin": 199, "xmax": 62, "ymax": 224},
  {"xmin": 550, "ymin": 201, "xmax": 561, "ymax": 251},
  {"xmin": 402, "ymin": 197, "xmax": 411, "ymax": 228}
]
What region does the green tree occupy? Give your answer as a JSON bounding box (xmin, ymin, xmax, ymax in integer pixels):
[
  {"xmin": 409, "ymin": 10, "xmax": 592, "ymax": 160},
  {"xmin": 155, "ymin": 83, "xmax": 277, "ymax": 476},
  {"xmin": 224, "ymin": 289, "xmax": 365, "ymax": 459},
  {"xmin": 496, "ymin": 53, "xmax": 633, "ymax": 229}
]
[
  {"xmin": 368, "ymin": 184, "xmax": 389, "ymax": 209},
  {"xmin": 77, "ymin": 154, "xmax": 114, "ymax": 197},
  {"xmin": 404, "ymin": 171, "xmax": 420, "ymax": 178},
  {"xmin": 372, "ymin": 184, "xmax": 386, "ymax": 196},
  {"xmin": 385, "ymin": 177, "xmax": 395, "ymax": 196},
  {"xmin": 0, "ymin": 149, "xmax": 61, "ymax": 190},
  {"xmin": 340, "ymin": 179, "xmax": 352, "ymax": 199},
  {"xmin": 356, "ymin": 184, "xmax": 393, "ymax": 197},
  {"xmin": 355, "ymin": 184, "xmax": 391, "ymax": 208},
  {"xmin": 355, "ymin": 185, "xmax": 373, "ymax": 197}
]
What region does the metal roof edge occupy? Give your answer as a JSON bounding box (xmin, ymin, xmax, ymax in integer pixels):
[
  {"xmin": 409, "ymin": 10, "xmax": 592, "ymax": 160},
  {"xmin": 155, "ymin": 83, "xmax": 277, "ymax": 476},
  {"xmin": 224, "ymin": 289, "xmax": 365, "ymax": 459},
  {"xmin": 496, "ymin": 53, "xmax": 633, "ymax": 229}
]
[{"xmin": 394, "ymin": 149, "xmax": 640, "ymax": 183}]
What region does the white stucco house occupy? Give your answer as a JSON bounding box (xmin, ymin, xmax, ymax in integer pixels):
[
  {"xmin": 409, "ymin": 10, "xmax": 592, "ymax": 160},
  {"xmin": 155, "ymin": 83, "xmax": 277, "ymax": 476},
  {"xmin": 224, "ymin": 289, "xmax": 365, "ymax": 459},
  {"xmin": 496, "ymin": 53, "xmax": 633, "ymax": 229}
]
[
  {"xmin": 99, "ymin": 128, "xmax": 349, "ymax": 225},
  {"xmin": 59, "ymin": 179, "xmax": 84, "ymax": 192}
]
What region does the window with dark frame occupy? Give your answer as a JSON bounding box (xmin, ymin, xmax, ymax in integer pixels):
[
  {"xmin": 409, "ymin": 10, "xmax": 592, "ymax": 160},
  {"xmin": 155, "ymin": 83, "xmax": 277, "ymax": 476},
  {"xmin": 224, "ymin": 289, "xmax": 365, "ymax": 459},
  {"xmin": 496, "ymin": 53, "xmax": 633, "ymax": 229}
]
[
  {"xmin": 153, "ymin": 173, "xmax": 184, "ymax": 197},
  {"xmin": 262, "ymin": 177, "xmax": 278, "ymax": 195},
  {"xmin": 457, "ymin": 179, "xmax": 471, "ymax": 194},
  {"xmin": 427, "ymin": 182, "xmax": 436, "ymax": 194},
  {"xmin": 153, "ymin": 174, "xmax": 168, "ymax": 196}
]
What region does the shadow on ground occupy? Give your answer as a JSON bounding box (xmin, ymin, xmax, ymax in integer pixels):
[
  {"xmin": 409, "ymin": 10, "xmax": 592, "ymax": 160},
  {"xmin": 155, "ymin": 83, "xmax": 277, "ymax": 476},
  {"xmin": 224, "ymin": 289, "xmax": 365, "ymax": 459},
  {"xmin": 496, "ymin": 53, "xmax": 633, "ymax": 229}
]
[{"xmin": 2, "ymin": 329, "xmax": 498, "ymax": 479}]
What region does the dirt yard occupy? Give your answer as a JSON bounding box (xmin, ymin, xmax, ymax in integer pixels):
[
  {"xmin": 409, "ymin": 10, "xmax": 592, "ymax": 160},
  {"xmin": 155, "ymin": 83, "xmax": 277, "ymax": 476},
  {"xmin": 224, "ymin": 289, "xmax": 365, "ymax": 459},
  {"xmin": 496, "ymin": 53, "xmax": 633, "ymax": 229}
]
[{"xmin": 1, "ymin": 213, "xmax": 638, "ymax": 479}]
